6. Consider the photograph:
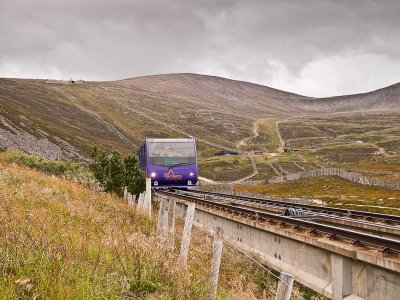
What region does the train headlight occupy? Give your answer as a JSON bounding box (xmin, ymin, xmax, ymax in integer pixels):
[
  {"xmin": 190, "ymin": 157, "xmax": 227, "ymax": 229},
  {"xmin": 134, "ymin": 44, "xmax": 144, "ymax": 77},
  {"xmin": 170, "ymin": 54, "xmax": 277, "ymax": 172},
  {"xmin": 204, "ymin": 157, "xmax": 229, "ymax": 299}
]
[
  {"xmin": 154, "ymin": 181, "xmax": 158, "ymax": 186},
  {"xmin": 150, "ymin": 172, "xmax": 157, "ymax": 178},
  {"xmin": 188, "ymin": 180, "xmax": 192, "ymax": 185},
  {"xmin": 189, "ymin": 172, "xmax": 194, "ymax": 176}
]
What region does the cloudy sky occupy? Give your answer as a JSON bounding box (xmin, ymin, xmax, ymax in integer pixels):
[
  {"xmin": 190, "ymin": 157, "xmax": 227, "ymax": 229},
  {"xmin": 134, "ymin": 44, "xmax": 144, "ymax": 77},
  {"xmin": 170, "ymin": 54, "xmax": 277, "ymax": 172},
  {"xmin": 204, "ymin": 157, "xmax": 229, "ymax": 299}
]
[{"xmin": 0, "ymin": 0, "xmax": 399, "ymax": 97}]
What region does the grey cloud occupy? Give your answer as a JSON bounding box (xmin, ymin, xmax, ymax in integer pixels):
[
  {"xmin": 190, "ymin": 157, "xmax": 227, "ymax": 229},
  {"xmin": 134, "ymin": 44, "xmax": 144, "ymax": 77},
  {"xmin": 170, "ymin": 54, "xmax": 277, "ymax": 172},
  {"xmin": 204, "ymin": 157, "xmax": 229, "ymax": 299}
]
[{"xmin": 0, "ymin": 0, "xmax": 399, "ymax": 96}]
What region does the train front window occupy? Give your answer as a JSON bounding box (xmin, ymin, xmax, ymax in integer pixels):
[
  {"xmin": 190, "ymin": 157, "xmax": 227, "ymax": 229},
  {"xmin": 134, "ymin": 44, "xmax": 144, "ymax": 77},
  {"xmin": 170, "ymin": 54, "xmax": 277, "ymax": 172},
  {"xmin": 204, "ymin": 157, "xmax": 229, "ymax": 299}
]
[{"xmin": 148, "ymin": 142, "xmax": 195, "ymax": 167}]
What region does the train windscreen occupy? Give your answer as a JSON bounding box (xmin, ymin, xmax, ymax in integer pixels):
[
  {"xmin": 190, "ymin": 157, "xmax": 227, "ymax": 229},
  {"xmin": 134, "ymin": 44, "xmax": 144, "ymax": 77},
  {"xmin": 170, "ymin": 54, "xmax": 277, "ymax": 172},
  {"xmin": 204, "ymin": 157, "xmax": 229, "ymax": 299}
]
[{"xmin": 148, "ymin": 141, "xmax": 195, "ymax": 167}]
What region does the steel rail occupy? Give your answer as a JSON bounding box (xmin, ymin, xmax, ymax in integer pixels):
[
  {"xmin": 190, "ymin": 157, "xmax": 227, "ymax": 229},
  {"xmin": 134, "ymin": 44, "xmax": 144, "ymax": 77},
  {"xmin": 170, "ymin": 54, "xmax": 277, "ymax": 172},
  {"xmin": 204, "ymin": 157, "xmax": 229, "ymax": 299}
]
[
  {"xmin": 188, "ymin": 190, "xmax": 400, "ymax": 224},
  {"xmin": 223, "ymin": 198, "xmax": 400, "ymax": 236},
  {"xmin": 160, "ymin": 190, "xmax": 400, "ymax": 253}
]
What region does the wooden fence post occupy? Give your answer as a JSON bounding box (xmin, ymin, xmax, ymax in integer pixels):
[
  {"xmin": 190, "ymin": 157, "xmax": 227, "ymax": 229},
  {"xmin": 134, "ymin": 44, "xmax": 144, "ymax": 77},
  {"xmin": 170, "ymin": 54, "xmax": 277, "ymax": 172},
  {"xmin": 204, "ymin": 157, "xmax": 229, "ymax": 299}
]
[
  {"xmin": 123, "ymin": 186, "xmax": 128, "ymax": 200},
  {"xmin": 137, "ymin": 193, "xmax": 143, "ymax": 211},
  {"xmin": 142, "ymin": 192, "xmax": 147, "ymax": 212},
  {"xmin": 180, "ymin": 202, "xmax": 196, "ymax": 265},
  {"xmin": 144, "ymin": 178, "xmax": 152, "ymax": 218},
  {"xmin": 127, "ymin": 193, "xmax": 133, "ymax": 206},
  {"xmin": 168, "ymin": 198, "xmax": 176, "ymax": 249},
  {"xmin": 209, "ymin": 227, "xmax": 224, "ymax": 300},
  {"xmin": 157, "ymin": 197, "xmax": 169, "ymax": 235},
  {"xmin": 161, "ymin": 200, "xmax": 169, "ymax": 235},
  {"xmin": 140, "ymin": 193, "xmax": 145, "ymax": 212},
  {"xmin": 275, "ymin": 272, "xmax": 294, "ymax": 300},
  {"xmin": 157, "ymin": 196, "xmax": 164, "ymax": 233}
]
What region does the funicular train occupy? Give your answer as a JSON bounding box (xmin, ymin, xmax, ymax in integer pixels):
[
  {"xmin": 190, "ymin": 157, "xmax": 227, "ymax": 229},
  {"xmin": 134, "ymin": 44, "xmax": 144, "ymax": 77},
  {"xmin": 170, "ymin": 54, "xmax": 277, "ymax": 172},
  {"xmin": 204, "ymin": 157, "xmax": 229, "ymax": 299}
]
[{"xmin": 137, "ymin": 138, "xmax": 198, "ymax": 189}]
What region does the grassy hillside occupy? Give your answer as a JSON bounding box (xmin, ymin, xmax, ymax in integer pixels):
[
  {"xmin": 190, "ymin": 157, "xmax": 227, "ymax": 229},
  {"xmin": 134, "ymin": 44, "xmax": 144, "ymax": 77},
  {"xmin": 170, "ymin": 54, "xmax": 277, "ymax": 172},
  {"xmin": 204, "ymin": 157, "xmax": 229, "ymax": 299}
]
[
  {"xmin": 0, "ymin": 150, "xmax": 94, "ymax": 183},
  {"xmin": 235, "ymin": 176, "xmax": 400, "ymax": 215},
  {"xmin": 198, "ymin": 156, "xmax": 254, "ymax": 181},
  {"xmin": 1, "ymin": 156, "xmax": 297, "ymax": 299},
  {"xmin": 1, "ymin": 74, "xmax": 400, "ymax": 182}
]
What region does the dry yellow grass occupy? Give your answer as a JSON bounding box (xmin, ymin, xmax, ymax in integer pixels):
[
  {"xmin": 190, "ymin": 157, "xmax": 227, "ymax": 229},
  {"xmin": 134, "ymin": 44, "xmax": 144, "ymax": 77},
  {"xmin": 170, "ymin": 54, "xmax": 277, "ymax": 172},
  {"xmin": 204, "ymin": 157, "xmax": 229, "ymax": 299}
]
[{"xmin": 1, "ymin": 161, "xmax": 301, "ymax": 299}]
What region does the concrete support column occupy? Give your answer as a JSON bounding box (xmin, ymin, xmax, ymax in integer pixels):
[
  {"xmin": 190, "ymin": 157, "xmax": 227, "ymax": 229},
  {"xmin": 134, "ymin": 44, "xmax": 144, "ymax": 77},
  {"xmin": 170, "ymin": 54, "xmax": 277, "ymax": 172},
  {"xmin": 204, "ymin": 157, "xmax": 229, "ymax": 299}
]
[{"xmin": 331, "ymin": 253, "xmax": 352, "ymax": 300}]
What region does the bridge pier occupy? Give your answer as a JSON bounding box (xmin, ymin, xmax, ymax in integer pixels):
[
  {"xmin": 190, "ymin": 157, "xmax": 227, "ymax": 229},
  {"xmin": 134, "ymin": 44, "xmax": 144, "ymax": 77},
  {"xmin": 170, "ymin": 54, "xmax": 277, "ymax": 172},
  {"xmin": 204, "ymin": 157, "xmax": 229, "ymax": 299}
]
[{"xmin": 331, "ymin": 254, "xmax": 352, "ymax": 300}]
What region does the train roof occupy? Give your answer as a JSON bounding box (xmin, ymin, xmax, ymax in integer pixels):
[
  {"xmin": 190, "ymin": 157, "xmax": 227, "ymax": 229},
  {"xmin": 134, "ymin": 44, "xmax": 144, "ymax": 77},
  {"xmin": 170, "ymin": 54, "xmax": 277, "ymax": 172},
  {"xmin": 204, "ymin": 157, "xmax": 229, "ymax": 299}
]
[{"xmin": 145, "ymin": 138, "xmax": 195, "ymax": 143}]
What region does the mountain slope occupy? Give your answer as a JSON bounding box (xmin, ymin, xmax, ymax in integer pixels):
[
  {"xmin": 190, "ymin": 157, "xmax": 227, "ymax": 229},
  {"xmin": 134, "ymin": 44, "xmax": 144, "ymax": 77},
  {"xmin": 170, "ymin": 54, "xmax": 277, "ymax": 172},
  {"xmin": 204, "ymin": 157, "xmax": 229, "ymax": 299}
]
[
  {"xmin": 297, "ymin": 82, "xmax": 400, "ymax": 113},
  {"xmin": 0, "ymin": 74, "xmax": 309, "ymax": 158},
  {"xmin": 0, "ymin": 78, "xmax": 135, "ymax": 159},
  {"xmin": 112, "ymin": 73, "xmax": 308, "ymax": 117},
  {"xmin": 0, "ymin": 74, "xmax": 400, "ymax": 165}
]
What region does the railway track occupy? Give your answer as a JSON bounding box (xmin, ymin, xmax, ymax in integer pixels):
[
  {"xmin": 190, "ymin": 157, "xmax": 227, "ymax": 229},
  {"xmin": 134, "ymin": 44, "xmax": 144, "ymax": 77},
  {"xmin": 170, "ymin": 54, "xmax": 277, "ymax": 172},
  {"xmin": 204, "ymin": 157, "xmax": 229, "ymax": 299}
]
[
  {"xmin": 158, "ymin": 190, "xmax": 400, "ymax": 254},
  {"xmin": 200, "ymin": 196, "xmax": 400, "ymax": 238},
  {"xmin": 188, "ymin": 190, "xmax": 400, "ymax": 225}
]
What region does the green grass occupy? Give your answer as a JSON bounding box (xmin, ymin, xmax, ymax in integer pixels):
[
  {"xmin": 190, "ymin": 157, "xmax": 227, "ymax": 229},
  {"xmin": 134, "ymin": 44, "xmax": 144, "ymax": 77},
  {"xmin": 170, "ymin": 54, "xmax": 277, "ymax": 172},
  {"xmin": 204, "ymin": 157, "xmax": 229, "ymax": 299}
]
[
  {"xmin": 279, "ymin": 122, "xmax": 326, "ymax": 140},
  {"xmin": 252, "ymin": 158, "xmax": 280, "ymax": 180},
  {"xmin": 238, "ymin": 119, "xmax": 282, "ymax": 152},
  {"xmin": 198, "ymin": 155, "xmax": 254, "ymax": 181},
  {"xmin": 0, "ymin": 151, "xmax": 94, "ymax": 183},
  {"xmin": 258, "ymin": 120, "xmax": 282, "ymax": 152},
  {"xmin": 313, "ymin": 144, "xmax": 378, "ymax": 163},
  {"xmin": 235, "ymin": 176, "xmax": 400, "ymax": 215}
]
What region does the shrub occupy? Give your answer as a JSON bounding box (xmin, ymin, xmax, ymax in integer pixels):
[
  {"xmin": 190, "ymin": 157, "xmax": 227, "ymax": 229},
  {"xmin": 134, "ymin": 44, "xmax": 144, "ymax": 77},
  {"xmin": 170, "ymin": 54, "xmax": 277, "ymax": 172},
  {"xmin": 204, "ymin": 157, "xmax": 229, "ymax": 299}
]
[
  {"xmin": 124, "ymin": 154, "xmax": 146, "ymax": 196},
  {"xmin": 90, "ymin": 146, "xmax": 145, "ymax": 196},
  {"xmin": 0, "ymin": 151, "xmax": 93, "ymax": 183}
]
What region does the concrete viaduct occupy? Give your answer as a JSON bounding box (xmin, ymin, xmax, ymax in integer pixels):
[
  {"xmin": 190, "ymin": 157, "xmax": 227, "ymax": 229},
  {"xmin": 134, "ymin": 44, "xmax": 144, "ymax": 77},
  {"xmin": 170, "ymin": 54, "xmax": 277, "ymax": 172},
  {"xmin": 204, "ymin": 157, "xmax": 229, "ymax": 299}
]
[{"xmin": 169, "ymin": 195, "xmax": 400, "ymax": 300}]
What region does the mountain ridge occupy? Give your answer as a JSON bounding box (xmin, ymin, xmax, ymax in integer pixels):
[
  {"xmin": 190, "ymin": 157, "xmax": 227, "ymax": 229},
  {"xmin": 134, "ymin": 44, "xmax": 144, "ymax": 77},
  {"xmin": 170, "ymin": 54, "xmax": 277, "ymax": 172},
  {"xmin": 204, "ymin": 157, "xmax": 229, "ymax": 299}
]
[
  {"xmin": 1, "ymin": 73, "xmax": 399, "ymax": 169},
  {"xmin": 109, "ymin": 73, "xmax": 400, "ymax": 113}
]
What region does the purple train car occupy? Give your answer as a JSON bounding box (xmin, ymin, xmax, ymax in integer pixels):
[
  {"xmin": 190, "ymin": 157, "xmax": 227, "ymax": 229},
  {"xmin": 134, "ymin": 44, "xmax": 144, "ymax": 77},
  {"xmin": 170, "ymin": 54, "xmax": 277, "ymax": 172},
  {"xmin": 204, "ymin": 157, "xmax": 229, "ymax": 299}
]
[{"xmin": 137, "ymin": 138, "xmax": 198, "ymax": 189}]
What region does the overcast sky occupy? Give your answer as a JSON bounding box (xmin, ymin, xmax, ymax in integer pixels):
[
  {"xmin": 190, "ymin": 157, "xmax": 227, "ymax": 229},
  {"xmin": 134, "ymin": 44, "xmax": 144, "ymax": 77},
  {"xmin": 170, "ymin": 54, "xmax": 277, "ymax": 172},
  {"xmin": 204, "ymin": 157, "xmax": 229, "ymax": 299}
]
[{"xmin": 0, "ymin": 0, "xmax": 399, "ymax": 97}]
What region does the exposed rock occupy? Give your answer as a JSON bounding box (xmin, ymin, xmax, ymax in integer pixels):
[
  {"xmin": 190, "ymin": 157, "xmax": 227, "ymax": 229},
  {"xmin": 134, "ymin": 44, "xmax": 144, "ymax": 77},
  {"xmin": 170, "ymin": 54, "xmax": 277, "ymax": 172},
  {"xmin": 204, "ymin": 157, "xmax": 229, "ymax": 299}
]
[{"xmin": 0, "ymin": 115, "xmax": 86, "ymax": 161}]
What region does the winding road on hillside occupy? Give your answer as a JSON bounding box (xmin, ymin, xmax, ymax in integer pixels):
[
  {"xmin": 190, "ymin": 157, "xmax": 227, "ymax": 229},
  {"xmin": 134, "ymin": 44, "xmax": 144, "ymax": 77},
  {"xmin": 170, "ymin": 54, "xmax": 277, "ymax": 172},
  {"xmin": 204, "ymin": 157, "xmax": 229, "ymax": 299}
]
[
  {"xmin": 275, "ymin": 120, "xmax": 285, "ymax": 152},
  {"xmin": 237, "ymin": 119, "xmax": 262, "ymax": 148}
]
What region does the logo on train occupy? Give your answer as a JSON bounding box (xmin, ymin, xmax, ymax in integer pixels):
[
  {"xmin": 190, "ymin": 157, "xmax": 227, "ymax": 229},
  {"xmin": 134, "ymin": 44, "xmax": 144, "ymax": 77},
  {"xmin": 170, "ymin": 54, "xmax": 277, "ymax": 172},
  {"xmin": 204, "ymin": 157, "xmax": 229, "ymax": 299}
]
[{"xmin": 164, "ymin": 169, "xmax": 182, "ymax": 180}]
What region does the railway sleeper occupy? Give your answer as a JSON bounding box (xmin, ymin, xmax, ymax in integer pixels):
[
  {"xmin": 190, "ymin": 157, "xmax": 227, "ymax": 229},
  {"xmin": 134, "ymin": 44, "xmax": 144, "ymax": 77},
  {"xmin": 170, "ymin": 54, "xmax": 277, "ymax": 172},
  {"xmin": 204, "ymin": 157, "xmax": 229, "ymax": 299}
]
[
  {"xmin": 349, "ymin": 239, "xmax": 363, "ymax": 247},
  {"xmin": 377, "ymin": 246, "xmax": 399, "ymax": 258}
]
